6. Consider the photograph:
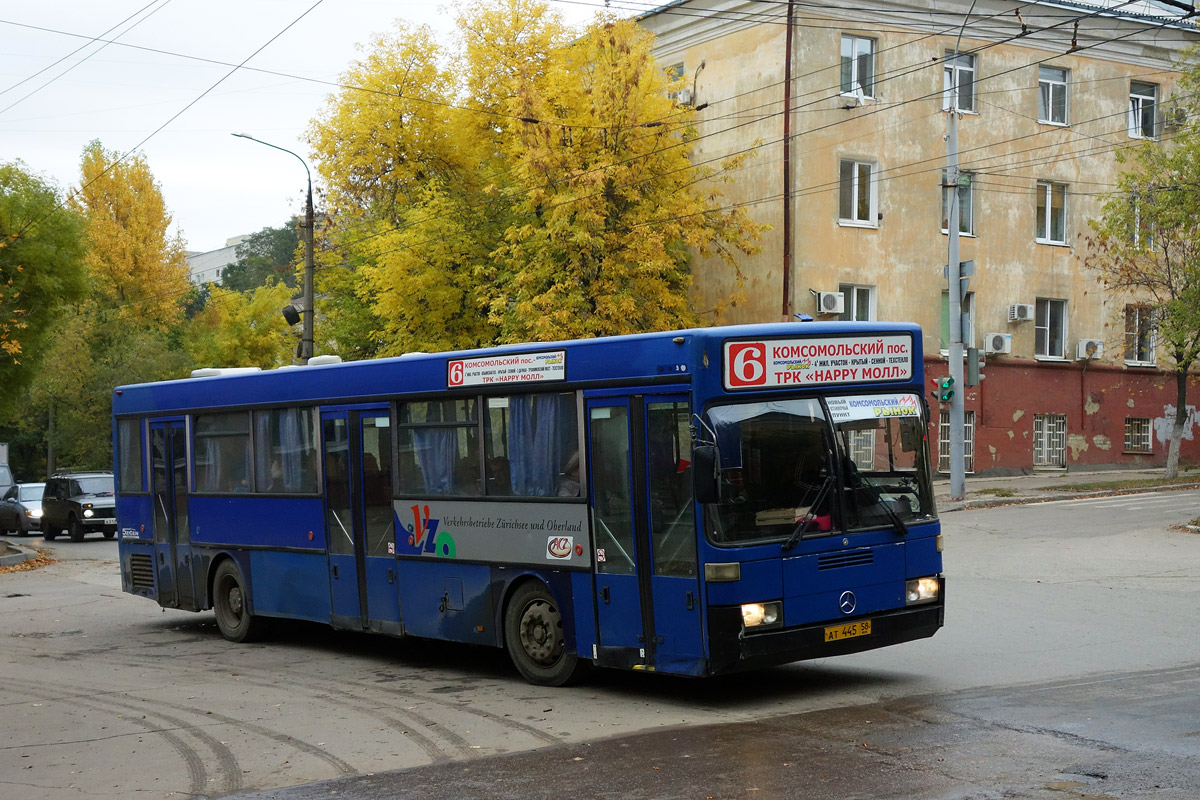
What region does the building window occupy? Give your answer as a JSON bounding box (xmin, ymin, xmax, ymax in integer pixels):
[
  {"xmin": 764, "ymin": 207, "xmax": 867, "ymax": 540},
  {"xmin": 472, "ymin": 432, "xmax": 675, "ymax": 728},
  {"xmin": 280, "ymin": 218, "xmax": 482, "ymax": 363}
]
[
  {"xmin": 1125, "ymin": 417, "xmax": 1152, "ymax": 453},
  {"xmin": 943, "ymin": 52, "xmax": 975, "ymax": 112},
  {"xmin": 1033, "ymin": 414, "xmax": 1067, "ymax": 468},
  {"xmin": 840, "ymin": 35, "xmax": 875, "ymax": 98},
  {"xmin": 838, "ymin": 283, "xmax": 875, "ymax": 321},
  {"xmin": 1124, "ymin": 304, "xmax": 1157, "ymax": 365},
  {"xmin": 1038, "ymin": 66, "xmax": 1068, "ymax": 124},
  {"xmin": 1035, "ymin": 181, "xmax": 1066, "ymax": 244},
  {"xmin": 942, "ymin": 170, "xmax": 974, "ymax": 234},
  {"xmin": 940, "ymin": 290, "xmax": 975, "ymax": 351},
  {"xmin": 938, "ymin": 409, "xmax": 976, "ymax": 473},
  {"xmin": 838, "ymin": 159, "xmax": 876, "ymax": 225},
  {"xmin": 1129, "ymin": 81, "xmax": 1158, "ymax": 138},
  {"xmin": 1131, "ymin": 192, "xmax": 1154, "ymax": 248},
  {"xmin": 666, "ymin": 62, "xmax": 686, "ymax": 102},
  {"xmin": 1035, "ymin": 298, "xmax": 1067, "ymax": 359}
]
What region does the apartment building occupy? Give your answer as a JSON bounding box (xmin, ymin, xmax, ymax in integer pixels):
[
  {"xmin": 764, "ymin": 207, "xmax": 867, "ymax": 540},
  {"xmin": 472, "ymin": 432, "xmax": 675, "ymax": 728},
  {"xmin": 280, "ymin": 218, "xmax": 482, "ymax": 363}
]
[{"xmin": 640, "ymin": 0, "xmax": 1200, "ymax": 473}]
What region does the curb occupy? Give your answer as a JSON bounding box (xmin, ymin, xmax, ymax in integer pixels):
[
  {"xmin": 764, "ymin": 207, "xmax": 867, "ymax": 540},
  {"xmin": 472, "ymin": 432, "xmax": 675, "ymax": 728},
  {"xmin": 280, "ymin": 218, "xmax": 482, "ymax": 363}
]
[
  {"xmin": 0, "ymin": 541, "xmax": 39, "ymax": 567},
  {"xmin": 941, "ymin": 481, "xmax": 1200, "ymax": 513}
]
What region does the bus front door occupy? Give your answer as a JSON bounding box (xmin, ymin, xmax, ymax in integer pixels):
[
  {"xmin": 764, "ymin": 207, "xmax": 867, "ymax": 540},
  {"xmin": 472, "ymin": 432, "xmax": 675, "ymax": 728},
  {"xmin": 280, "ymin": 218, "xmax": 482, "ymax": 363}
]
[
  {"xmin": 587, "ymin": 394, "xmax": 704, "ymax": 674},
  {"xmin": 150, "ymin": 420, "xmax": 195, "ymax": 610},
  {"xmin": 322, "ymin": 410, "xmax": 400, "ymax": 633}
]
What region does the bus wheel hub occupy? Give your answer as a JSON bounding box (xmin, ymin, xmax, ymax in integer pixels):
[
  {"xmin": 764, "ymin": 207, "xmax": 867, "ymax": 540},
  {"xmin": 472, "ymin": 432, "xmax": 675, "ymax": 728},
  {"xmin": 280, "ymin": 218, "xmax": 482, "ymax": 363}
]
[{"xmin": 520, "ymin": 600, "xmax": 560, "ymax": 664}]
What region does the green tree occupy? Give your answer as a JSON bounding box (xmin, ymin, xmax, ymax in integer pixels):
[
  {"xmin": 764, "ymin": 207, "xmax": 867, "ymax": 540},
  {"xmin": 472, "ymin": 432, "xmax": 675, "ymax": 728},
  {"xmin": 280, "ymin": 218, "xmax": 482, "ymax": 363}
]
[
  {"xmin": 1084, "ymin": 118, "xmax": 1200, "ymax": 478},
  {"xmin": 221, "ymin": 220, "xmax": 301, "ymax": 291},
  {"xmin": 0, "ymin": 161, "xmax": 89, "ymax": 390},
  {"xmin": 306, "ymin": 0, "xmax": 762, "ymax": 354}
]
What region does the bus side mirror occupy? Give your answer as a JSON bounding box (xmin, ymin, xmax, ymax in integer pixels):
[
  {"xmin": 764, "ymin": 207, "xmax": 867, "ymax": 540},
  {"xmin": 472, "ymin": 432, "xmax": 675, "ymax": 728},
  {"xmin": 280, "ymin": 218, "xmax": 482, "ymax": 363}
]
[{"xmin": 693, "ymin": 445, "xmax": 718, "ymax": 504}]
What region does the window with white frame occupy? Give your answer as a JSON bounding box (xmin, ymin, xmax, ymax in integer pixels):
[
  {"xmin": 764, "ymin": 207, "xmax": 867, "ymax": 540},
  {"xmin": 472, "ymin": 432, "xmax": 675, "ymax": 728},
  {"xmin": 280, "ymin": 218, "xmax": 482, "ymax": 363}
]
[
  {"xmin": 1036, "ymin": 181, "xmax": 1066, "ymax": 244},
  {"xmin": 1035, "ymin": 297, "xmax": 1067, "ymax": 359},
  {"xmin": 940, "ymin": 290, "xmax": 975, "ymax": 351},
  {"xmin": 1129, "ymin": 81, "xmax": 1158, "ymax": 138},
  {"xmin": 840, "ymin": 35, "xmax": 875, "ymax": 98},
  {"xmin": 1124, "ymin": 304, "xmax": 1157, "ymax": 365},
  {"xmin": 838, "ymin": 283, "xmax": 875, "ymax": 321},
  {"xmin": 838, "ymin": 159, "xmax": 877, "ymax": 225},
  {"xmin": 1038, "ymin": 66, "xmax": 1068, "ymax": 124},
  {"xmin": 1033, "ymin": 413, "xmax": 1067, "ymax": 468},
  {"xmin": 943, "ymin": 52, "xmax": 975, "ymax": 112},
  {"xmin": 942, "ymin": 170, "xmax": 974, "ymax": 234},
  {"xmin": 1124, "ymin": 417, "xmax": 1152, "ymax": 453},
  {"xmin": 1132, "ymin": 192, "xmax": 1154, "ymax": 248},
  {"xmin": 938, "ymin": 409, "xmax": 976, "ymax": 473}
]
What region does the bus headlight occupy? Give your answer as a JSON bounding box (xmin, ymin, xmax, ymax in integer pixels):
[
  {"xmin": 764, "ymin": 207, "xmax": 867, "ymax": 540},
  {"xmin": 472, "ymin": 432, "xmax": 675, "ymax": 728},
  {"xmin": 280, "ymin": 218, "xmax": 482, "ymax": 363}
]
[
  {"xmin": 741, "ymin": 601, "xmax": 782, "ymax": 629},
  {"xmin": 906, "ymin": 577, "xmax": 940, "ymax": 605},
  {"xmin": 83, "ymin": 509, "xmax": 95, "ymax": 518}
]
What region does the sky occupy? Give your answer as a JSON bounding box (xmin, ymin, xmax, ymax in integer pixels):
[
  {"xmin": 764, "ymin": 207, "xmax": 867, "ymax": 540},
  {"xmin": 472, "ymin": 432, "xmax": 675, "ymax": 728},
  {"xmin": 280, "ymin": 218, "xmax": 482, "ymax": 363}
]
[{"xmin": 1, "ymin": 0, "xmax": 599, "ymax": 255}]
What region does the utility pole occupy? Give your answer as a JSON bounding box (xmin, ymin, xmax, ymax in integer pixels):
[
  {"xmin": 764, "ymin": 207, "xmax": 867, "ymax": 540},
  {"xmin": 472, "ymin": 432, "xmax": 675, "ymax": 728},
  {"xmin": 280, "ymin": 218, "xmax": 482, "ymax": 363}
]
[
  {"xmin": 945, "ymin": 52, "xmax": 966, "ymax": 501},
  {"xmin": 231, "ymin": 133, "xmax": 315, "ymax": 363}
]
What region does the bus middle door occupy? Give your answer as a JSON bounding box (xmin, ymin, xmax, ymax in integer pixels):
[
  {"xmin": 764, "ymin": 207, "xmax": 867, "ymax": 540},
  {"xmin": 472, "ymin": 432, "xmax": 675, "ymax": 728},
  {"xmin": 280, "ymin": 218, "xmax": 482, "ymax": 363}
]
[
  {"xmin": 322, "ymin": 409, "xmax": 400, "ymax": 633},
  {"xmin": 587, "ymin": 393, "xmax": 704, "ymax": 674}
]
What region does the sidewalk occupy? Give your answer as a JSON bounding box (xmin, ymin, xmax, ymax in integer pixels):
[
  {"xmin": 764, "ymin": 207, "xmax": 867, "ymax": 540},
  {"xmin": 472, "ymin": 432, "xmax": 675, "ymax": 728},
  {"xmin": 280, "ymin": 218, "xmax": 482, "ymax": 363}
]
[{"xmin": 934, "ymin": 466, "xmax": 1200, "ymax": 512}]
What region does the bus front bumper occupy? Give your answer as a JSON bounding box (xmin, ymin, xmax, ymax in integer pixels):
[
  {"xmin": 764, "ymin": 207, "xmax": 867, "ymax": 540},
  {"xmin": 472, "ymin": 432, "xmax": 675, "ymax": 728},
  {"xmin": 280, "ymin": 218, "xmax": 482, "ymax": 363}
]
[{"xmin": 708, "ymin": 593, "xmax": 945, "ymax": 675}]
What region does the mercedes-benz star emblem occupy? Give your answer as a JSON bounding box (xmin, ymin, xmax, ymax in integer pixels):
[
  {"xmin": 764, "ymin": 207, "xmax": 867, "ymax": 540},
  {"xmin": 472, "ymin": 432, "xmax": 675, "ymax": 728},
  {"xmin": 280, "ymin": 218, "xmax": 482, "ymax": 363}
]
[{"xmin": 839, "ymin": 590, "xmax": 857, "ymax": 615}]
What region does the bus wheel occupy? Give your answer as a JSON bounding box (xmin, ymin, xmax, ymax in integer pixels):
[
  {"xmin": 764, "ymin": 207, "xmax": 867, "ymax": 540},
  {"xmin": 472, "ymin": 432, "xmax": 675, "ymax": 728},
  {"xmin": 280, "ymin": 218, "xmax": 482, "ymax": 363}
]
[
  {"xmin": 212, "ymin": 560, "xmax": 267, "ymax": 643},
  {"xmin": 504, "ymin": 582, "xmax": 582, "ymax": 686}
]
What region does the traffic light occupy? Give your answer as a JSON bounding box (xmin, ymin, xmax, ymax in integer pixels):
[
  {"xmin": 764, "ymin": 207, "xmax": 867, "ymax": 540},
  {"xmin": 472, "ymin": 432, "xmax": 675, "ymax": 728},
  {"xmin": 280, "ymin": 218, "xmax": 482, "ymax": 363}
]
[
  {"xmin": 934, "ymin": 375, "xmax": 955, "ymax": 404},
  {"xmin": 965, "ymin": 347, "xmax": 986, "ymax": 386}
]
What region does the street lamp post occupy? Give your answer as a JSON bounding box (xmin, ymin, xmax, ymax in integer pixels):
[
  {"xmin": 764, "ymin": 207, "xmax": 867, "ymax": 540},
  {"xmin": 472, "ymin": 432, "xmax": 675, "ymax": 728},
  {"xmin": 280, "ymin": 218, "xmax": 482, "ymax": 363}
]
[{"xmin": 231, "ymin": 132, "xmax": 315, "ymax": 363}]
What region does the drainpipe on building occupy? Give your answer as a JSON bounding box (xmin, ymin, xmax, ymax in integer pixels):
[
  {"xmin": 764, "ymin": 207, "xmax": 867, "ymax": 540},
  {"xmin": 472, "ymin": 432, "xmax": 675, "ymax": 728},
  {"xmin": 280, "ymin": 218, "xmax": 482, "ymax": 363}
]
[{"xmin": 781, "ymin": 0, "xmax": 795, "ymax": 321}]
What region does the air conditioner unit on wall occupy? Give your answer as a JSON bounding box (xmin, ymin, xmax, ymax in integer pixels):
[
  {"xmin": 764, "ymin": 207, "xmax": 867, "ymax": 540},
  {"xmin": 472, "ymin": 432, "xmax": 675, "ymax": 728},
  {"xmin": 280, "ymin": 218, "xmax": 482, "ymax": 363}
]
[
  {"xmin": 985, "ymin": 332, "xmax": 1012, "ymax": 354},
  {"xmin": 1076, "ymin": 338, "xmax": 1103, "ymax": 360},
  {"xmin": 1008, "ymin": 303, "xmax": 1035, "ymax": 323},
  {"xmin": 816, "ymin": 291, "xmax": 845, "ymax": 315}
]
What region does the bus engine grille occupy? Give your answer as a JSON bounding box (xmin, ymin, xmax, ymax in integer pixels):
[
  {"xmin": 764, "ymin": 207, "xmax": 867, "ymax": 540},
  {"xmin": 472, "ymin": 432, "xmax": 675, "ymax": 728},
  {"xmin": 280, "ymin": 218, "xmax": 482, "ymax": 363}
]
[
  {"xmin": 817, "ymin": 551, "xmax": 874, "ymax": 570},
  {"xmin": 128, "ymin": 554, "xmax": 155, "ymax": 589}
]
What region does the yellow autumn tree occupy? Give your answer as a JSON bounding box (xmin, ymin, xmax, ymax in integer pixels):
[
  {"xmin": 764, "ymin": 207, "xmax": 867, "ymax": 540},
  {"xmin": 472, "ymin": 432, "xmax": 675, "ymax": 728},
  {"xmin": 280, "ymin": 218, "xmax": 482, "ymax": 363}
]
[
  {"xmin": 307, "ymin": 0, "xmax": 763, "ymax": 354},
  {"xmin": 184, "ymin": 283, "xmax": 296, "ymax": 369},
  {"xmin": 70, "ymin": 140, "xmax": 191, "ymax": 329}
]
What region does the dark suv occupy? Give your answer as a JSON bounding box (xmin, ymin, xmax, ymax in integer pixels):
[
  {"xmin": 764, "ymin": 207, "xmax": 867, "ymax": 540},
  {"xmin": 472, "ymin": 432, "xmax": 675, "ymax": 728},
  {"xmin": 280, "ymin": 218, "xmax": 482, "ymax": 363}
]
[{"xmin": 41, "ymin": 472, "xmax": 117, "ymax": 542}]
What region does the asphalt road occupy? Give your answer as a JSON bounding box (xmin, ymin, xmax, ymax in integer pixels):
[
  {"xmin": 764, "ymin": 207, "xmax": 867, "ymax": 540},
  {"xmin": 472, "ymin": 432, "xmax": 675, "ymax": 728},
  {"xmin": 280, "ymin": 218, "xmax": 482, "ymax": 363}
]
[{"xmin": 2, "ymin": 489, "xmax": 1198, "ymax": 799}]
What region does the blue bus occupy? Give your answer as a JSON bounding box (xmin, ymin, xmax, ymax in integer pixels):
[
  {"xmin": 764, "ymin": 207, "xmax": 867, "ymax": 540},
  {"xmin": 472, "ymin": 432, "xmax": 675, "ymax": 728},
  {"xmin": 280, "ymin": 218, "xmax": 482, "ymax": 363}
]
[{"xmin": 113, "ymin": 322, "xmax": 943, "ymax": 685}]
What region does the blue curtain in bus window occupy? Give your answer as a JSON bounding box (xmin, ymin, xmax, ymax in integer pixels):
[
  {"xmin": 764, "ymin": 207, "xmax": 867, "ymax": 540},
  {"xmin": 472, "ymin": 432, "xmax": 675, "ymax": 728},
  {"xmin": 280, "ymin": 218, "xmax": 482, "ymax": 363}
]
[
  {"xmin": 280, "ymin": 408, "xmax": 305, "ymax": 491},
  {"xmin": 198, "ymin": 436, "xmax": 222, "ymax": 491},
  {"xmin": 254, "ymin": 412, "xmax": 272, "ymax": 491},
  {"xmin": 508, "ymin": 394, "xmax": 567, "ymax": 496},
  {"xmin": 413, "ymin": 428, "xmax": 455, "ymax": 494}
]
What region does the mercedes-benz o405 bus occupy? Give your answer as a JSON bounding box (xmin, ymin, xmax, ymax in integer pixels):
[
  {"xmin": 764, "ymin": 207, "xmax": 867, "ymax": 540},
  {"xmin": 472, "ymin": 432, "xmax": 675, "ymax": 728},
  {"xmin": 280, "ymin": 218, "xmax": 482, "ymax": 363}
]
[{"xmin": 113, "ymin": 322, "xmax": 944, "ymax": 685}]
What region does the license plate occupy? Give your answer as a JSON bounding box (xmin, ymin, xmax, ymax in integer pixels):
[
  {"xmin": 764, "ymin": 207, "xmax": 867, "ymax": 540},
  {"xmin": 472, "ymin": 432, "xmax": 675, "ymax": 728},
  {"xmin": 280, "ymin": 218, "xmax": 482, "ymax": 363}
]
[
  {"xmin": 100, "ymin": 518, "xmax": 116, "ymax": 525},
  {"xmin": 825, "ymin": 619, "xmax": 872, "ymax": 642}
]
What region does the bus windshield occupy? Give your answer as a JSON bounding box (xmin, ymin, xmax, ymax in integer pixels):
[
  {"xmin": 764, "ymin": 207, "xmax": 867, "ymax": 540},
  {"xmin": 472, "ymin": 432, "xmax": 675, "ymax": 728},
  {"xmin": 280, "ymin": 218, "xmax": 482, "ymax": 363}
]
[{"xmin": 704, "ymin": 393, "xmax": 935, "ymax": 545}]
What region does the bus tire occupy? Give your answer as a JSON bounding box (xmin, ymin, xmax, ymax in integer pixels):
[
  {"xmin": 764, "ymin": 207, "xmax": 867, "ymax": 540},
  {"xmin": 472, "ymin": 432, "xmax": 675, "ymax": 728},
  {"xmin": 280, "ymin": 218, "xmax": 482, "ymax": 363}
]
[
  {"xmin": 503, "ymin": 581, "xmax": 582, "ymax": 686},
  {"xmin": 212, "ymin": 560, "xmax": 267, "ymax": 643}
]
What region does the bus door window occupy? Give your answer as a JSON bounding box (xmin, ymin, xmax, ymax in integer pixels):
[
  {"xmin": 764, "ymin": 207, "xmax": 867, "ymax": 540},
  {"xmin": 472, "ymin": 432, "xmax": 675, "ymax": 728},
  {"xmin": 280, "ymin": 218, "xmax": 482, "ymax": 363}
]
[
  {"xmin": 646, "ymin": 402, "xmax": 696, "ymax": 577},
  {"xmin": 589, "ymin": 406, "xmax": 636, "ymax": 574},
  {"xmin": 361, "ymin": 415, "xmax": 394, "ymax": 558},
  {"xmin": 324, "ymin": 418, "xmax": 354, "ymax": 555}
]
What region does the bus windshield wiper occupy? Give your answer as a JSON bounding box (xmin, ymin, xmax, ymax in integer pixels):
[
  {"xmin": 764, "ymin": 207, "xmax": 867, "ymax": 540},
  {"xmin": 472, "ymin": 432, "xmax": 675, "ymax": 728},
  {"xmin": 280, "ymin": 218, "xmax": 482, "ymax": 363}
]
[{"xmin": 782, "ymin": 476, "xmax": 834, "ymax": 552}]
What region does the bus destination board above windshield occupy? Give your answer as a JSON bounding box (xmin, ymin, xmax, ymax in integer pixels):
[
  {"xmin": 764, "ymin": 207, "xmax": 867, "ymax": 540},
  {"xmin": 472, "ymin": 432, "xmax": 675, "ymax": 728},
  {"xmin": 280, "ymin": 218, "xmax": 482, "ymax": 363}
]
[
  {"xmin": 447, "ymin": 350, "xmax": 566, "ymax": 388},
  {"xmin": 724, "ymin": 334, "xmax": 913, "ymax": 390}
]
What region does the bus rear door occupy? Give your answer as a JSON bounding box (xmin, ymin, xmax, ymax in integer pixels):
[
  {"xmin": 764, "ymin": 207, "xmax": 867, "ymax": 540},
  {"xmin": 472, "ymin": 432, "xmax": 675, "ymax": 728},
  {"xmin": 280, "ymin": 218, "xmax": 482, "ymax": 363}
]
[
  {"xmin": 150, "ymin": 419, "xmax": 195, "ymax": 610},
  {"xmin": 586, "ymin": 392, "xmax": 705, "ymax": 675},
  {"xmin": 321, "ymin": 408, "xmax": 400, "ymax": 633}
]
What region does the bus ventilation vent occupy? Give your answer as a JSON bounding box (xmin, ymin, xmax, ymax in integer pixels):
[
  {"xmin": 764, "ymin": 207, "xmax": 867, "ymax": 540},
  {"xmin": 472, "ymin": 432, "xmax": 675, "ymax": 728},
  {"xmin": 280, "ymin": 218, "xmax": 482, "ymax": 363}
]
[
  {"xmin": 129, "ymin": 554, "xmax": 155, "ymax": 589},
  {"xmin": 817, "ymin": 551, "xmax": 874, "ymax": 570}
]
